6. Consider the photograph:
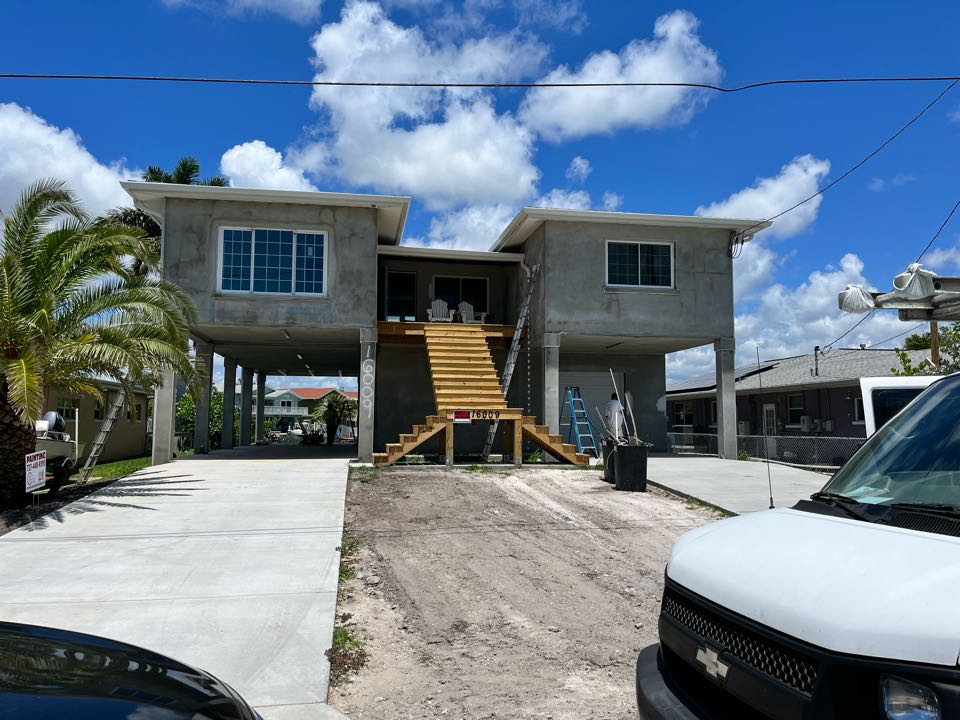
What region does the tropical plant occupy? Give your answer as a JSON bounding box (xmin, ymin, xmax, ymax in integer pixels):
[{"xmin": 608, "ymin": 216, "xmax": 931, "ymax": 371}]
[
  {"xmin": 312, "ymin": 392, "xmax": 358, "ymax": 446},
  {"xmin": 893, "ymin": 323, "xmax": 960, "ymax": 376},
  {"xmin": 0, "ymin": 179, "xmax": 199, "ymax": 507},
  {"xmin": 101, "ymin": 156, "xmax": 228, "ymax": 276}
]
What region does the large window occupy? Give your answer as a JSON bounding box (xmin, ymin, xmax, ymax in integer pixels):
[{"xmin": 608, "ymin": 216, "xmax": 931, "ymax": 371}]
[
  {"xmin": 433, "ymin": 276, "xmax": 488, "ymax": 313},
  {"xmin": 673, "ymin": 401, "xmax": 694, "ymax": 426},
  {"xmin": 606, "ymin": 241, "xmax": 673, "ymax": 288},
  {"xmin": 220, "ymin": 227, "xmax": 326, "ymax": 295}
]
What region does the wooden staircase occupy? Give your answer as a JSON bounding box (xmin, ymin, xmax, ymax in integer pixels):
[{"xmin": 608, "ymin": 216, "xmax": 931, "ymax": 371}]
[{"xmin": 373, "ymin": 324, "xmax": 589, "ymax": 467}]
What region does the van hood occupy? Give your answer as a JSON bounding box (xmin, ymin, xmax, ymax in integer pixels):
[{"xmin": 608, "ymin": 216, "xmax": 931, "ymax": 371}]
[{"xmin": 668, "ymin": 507, "xmax": 960, "ymax": 666}]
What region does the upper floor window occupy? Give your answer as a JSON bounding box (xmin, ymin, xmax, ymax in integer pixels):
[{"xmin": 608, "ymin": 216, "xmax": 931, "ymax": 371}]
[
  {"xmin": 606, "ymin": 241, "xmax": 673, "ymax": 288},
  {"xmin": 220, "ymin": 227, "xmax": 326, "ymax": 295}
]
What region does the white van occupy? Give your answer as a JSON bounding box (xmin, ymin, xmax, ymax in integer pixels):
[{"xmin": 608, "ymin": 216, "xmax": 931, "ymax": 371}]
[
  {"xmin": 637, "ymin": 374, "xmax": 960, "ymax": 718},
  {"xmin": 860, "ymin": 375, "xmax": 941, "ymax": 435}
]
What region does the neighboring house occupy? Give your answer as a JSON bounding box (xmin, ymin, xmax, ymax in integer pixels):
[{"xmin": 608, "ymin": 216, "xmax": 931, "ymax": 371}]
[
  {"xmin": 666, "ymin": 348, "xmax": 931, "ymax": 439},
  {"xmin": 47, "ymin": 377, "xmax": 151, "ymax": 463},
  {"xmin": 212, "ymin": 380, "xmax": 275, "ymax": 405},
  {"xmin": 263, "ymin": 387, "xmax": 358, "ymax": 431},
  {"xmin": 124, "ymin": 182, "xmax": 769, "ymax": 462}
]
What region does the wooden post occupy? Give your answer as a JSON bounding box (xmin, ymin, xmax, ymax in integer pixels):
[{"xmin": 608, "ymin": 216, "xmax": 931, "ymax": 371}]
[
  {"xmin": 437, "ymin": 426, "xmax": 446, "ymax": 464},
  {"xmin": 513, "ymin": 420, "xmax": 523, "ymax": 467},
  {"xmin": 931, "ymin": 320, "xmax": 941, "ymax": 366},
  {"xmin": 445, "ymin": 419, "xmax": 454, "ymax": 467},
  {"xmin": 502, "ymin": 422, "xmax": 511, "ymax": 463}
]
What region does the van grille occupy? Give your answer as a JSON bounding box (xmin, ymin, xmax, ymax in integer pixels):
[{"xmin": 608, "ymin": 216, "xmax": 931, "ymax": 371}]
[{"xmin": 662, "ymin": 587, "xmax": 819, "ymax": 696}]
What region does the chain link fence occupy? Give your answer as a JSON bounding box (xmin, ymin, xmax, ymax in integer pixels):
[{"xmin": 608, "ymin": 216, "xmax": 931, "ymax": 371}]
[{"xmin": 669, "ymin": 432, "xmax": 867, "ymax": 470}]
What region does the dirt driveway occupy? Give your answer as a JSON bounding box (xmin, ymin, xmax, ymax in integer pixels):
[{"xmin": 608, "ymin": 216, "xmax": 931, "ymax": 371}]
[{"xmin": 330, "ymin": 466, "xmax": 721, "ymax": 720}]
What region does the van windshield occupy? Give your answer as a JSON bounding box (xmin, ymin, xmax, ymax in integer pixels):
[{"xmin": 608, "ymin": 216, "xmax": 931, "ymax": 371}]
[{"xmin": 822, "ymin": 375, "xmax": 960, "ymax": 508}]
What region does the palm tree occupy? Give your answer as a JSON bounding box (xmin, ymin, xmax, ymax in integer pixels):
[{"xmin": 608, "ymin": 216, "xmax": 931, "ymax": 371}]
[
  {"xmin": 0, "ymin": 179, "xmax": 199, "ymax": 507},
  {"xmin": 312, "ymin": 393, "xmax": 358, "ymax": 446},
  {"xmin": 102, "ymin": 156, "xmax": 228, "ymax": 276}
]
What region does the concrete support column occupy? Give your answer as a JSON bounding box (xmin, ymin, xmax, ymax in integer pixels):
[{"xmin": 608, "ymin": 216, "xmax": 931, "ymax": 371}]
[
  {"xmin": 358, "ymin": 327, "xmax": 377, "ymax": 462},
  {"xmin": 240, "ymin": 367, "xmax": 253, "ymax": 446},
  {"xmin": 222, "ymin": 357, "xmax": 237, "ymax": 450},
  {"xmin": 715, "ymin": 337, "xmax": 738, "ymax": 460},
  {"xmin": 151, "ymin": 369, "xmax": 177, "ymax": 465},
  {"xmin": 543, "ymin": 332, "xmax": 561, "ymax": 435},
  {"xmin": 193, "ymin": 342, "xmax": 214, "ymax": 454},
  {"xmin": 255, "ymin": 371, "xmax": 267, "ymax": 444}
]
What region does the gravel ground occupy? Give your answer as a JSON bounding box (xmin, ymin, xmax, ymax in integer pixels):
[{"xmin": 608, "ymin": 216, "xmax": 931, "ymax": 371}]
[{"xmin": 330, "ymin": 465, "xmax": 722, "ymax": 720}]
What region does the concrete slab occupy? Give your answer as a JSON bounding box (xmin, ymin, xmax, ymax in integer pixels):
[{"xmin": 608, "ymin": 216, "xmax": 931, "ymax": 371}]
[
  {"xmin": 0, "ymin": 445, "xmax": 350, "ymax": 719},
  {"xmin": 647, "ymin": 454, "xmax": 828, "ymax": 514}
]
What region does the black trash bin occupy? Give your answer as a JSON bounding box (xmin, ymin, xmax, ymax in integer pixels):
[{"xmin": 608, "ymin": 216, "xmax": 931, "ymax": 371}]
[
  {"xmin": 614, "ymin": 444, "xmax": 648, "ymax": 492},
  {"xmin": 601, "ymin": 439, "xmax": 616, "ymax": 484}
]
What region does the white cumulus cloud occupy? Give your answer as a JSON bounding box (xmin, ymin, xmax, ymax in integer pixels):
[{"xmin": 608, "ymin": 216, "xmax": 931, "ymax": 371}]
[
  {"xmin": 520, "ymin": 10, "xmax": 721, "ymax": 141},
  {"xmin": 565, "ymin": 155, "xmax": 591, "ymax": 183},
  {"xmin": 602, "ymin": 191, "xmax": 623, "ymax": 210},
  {"xmin": 405, "ymin": 204, "xmax": 517, "ymax": 250},
  {"xmin": 299, "ymin": 0, "xmax": 544, "ymax": 210},
  {"xmin": 534, "ymin": 188, "xmax": 591, "ymax": 209},
  {"xmin": 162, "ymin": 0, "xmax": 324, "ymax": 22},
  {"xmin": 0, "ymin": 103, "xmax": 138, "ymax": 217},
  {"xmin": 220, "ymin": 140, "xmax": 316, "ymax": 191}
]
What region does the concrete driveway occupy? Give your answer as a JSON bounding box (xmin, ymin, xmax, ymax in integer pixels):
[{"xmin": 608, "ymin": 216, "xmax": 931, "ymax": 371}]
[{"xmin": 0, "ymin": 446, "xmax": 350, "ymax": 720}]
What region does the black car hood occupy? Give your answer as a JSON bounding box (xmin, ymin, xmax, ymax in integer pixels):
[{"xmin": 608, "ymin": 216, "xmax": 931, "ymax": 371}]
[{"xmin": 0, "ymin": 622, "xmax": 254, "ymax": 719}]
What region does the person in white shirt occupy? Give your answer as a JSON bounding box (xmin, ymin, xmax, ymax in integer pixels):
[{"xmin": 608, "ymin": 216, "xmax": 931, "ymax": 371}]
[{"xmin": 605, "ymin": 393, "xmax": 625, "ymax": 440}]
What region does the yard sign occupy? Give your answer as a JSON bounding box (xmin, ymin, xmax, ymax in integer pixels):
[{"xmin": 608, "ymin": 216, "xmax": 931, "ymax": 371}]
[{"xmin": 25, "ymin": 451, "xmax": 46, "ymax": 492}]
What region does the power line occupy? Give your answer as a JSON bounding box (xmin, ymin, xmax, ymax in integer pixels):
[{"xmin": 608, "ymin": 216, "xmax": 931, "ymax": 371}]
[
  {"xmin": 731, "ymin": 79, "xmax": 959, "ymax": 248},
  {"xmin": 2, "ymin": 72, "xmax": 960, "ymax": 91},
  {"xmin": 916, "ymin": 197, "xmax": 960, "ymax": 262},
  {"xmin": 820, "ymin": 310, "xmax": 876, "ymax": 353},
  {"xmin": 818, "ymin": 322, "xmax": 927, "ymax": 365}
]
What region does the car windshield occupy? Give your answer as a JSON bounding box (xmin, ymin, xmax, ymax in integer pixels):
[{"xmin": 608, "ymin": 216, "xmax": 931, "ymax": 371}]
[{"xmin": 822, "ymin": 375, "xmax": 960, "ymax": 508}]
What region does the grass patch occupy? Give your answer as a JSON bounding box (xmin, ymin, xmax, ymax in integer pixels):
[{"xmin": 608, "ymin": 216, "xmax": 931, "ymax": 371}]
[
  {"xmin": 684, "ymin": 496, "xmax": 733, "ymax": 517},
  {"xmin": 525, "ymin": 449, "xmax": 544, "ymax": 463},
  {"xmin": 464, "ymin": 464, "xmax": 493, "ymax": 473},
  {"xmin": 89, "ymin": 455, "xmax": 152, "ymax": 481},
  {"xmin": 737, "ymin": 450, "xmax": 751, "ymax": 461},
  {"xmin": 348, "ymin": 466, "xmax": 379, "ymax": 483},
  {"xmin": 326, "ymin": 617, "xmax": 368, "ymax": 686},
  {"xmin": 337, "ymin": 534, "xmax": 361, "ymax": 582}
]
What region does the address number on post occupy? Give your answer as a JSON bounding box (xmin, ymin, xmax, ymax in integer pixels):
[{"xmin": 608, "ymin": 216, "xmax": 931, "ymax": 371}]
[{"xmin": 470, "ymin": 410, "xmax": 501, "ymax": 420}]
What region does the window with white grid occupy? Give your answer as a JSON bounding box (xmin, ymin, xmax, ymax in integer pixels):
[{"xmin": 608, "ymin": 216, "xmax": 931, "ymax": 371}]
[
  {"xmin": 220, "ymin": 228, "xmax": 326, "ymax": 295},
  {"xmin": 606, "ymin": 241, "xmax": 673, "ymax": 288}
]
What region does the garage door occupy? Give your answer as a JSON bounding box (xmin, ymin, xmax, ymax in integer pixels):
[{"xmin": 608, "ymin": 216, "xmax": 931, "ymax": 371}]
[{"xmin": 559, "ymin": 371, "xmax": 624, "ymax": 444}]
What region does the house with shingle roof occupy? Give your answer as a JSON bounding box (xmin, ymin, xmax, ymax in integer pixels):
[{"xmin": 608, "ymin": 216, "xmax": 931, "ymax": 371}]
[{"xmin": 666, "ymin": 348, "xmax": 931, "ymax": 438}]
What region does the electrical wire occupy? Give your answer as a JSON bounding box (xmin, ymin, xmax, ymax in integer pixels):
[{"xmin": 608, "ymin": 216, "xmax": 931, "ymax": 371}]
[
  {"xmin": 916, "ymin": 197, "xmax": 960, "ymax": 262},
  {"xmin": 820, "ymin": 310, "xmax": 877, "ymax": 353},
  {"xmin": 817, "ymin": 322, "xmax": 927, "ymax": 366},
  {"xmin": 3, "ymin": 72, "xmax": 960, "ymax": 90},
  {"xmin": 733, "ymin": 79, "xmax": 959, "ymax": 242}
]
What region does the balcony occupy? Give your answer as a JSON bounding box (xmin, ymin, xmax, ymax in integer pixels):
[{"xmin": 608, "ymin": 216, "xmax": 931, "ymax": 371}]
[{"xmin": 263, "ymin": 406, "xmax": 311, "ymax": 417}]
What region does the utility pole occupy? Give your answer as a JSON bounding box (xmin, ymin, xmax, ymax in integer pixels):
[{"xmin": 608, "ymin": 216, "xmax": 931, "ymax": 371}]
[{"xmin": 930, "ymin": 320, "xmax": 941, "ymax": 366}]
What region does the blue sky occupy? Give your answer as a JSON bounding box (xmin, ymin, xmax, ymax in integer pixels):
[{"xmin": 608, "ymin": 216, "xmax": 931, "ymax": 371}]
[{"xmin": 2, "ymin": 0, "xmax": 959, "ymax": 387}]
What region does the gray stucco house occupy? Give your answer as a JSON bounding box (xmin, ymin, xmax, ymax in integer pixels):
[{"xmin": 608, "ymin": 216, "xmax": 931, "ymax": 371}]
[{"xmin": 123, "ymin": 182, "xmax": 768, "ymax": 463}]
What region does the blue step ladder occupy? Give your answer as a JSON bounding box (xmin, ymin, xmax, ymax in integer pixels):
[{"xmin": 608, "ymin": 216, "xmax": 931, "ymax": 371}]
[{"xmin": 565, "ymin": 386, "xmax": 599, "ymax": 457}]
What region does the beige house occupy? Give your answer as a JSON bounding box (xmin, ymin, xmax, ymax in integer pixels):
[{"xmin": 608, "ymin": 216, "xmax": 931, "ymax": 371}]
[{"xmin": 47, "ymin": 377, "xmax": 151, "ymax": 464}]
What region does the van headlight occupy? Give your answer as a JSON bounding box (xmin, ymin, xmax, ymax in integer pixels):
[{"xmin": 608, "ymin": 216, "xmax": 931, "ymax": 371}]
[{"xmin": 882, "ymin": 676, "xmax": 940, "ymax": 719}]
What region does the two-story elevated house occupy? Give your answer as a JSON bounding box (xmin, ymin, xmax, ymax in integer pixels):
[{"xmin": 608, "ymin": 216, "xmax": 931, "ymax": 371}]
[{"xmin": 123, "ymin": 182, "xmax": 767, "ymax": 466}]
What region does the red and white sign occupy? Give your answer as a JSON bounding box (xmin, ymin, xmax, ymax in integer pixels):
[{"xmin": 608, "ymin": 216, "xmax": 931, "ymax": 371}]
[
  {"xmin": 25, "ymin": 450, "xmax": 46, "ymax": 492},
  {"xmin": 453, "ymin": 410, "xmax": 472, "ymax": 424}
]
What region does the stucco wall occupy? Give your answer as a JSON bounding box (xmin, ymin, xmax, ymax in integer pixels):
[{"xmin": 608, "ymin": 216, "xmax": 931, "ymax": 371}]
[
  {"xmin": 162, "ymin": 198, "xmax": 379, "ymax": 329},
  {"xmin": 46, "ymin": 387, "xmax": 150, "ymax": 463},
  {"xmin": 540, "ymin": 221, "xmax": 734, "ymax": 339}
]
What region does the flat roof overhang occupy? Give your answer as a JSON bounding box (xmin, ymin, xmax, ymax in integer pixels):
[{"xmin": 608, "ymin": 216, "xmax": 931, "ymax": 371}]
[
  {"xmin": 121, "ymin": 181, "xmax": 411, "ymax": 245},
  {"xmin": 557, "ymin": 333, "xmax": 718, "ymax": 355},
  {"xmin": 379, "ymin": 245, "xmax": 524, "ymax": 263},
  {"xmin": 192, "ymin": 325, "xmax": 362, "ymax": 377},
  {"xmin": 491, "ymin": 207, "xmax": 772, "ymax": 252}
]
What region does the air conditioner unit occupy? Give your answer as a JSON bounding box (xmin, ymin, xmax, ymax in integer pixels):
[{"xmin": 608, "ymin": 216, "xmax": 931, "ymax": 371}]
[
  {"xmin": 824, "ymin": 420, "xmax": 834, "ymax": 433},
  {"xmin": 737, "ymin": 421, "xmax": 751, "ymax": 435},
  {"xmin": 800, "ymin": 416, "xmax": 812, "ymax": 433},
  {"xmin": 813, "ymin": 418, "xmax": 823, "ymax": 433}
]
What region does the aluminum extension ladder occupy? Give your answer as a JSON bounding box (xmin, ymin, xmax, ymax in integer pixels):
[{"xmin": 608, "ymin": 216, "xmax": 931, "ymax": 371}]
[
  {"xmin": 481, "ymin": 264, "xmax": 539, "ymax": 461},
  {"xmin": 564, "ymin": 386, "xmax": 599, "ymax": 457},
  {"xmin": 76, "ymin": 388, "xmax": 127, "ymax": 485}
]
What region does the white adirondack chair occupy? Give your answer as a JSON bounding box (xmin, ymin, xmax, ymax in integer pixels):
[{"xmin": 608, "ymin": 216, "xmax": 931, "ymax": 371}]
[
  {"xmin": 457, "ymin": 301, "xmax": 487, "ymax": 324},
  {"xmin": 427, "ymin": 298, "xmax": 455, "ymax": 322}
]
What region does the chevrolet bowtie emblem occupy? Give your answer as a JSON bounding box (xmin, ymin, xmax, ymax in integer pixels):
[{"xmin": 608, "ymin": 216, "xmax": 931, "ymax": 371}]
[{"xmin": 695, "ymin": 646, "xmax": 729, "ymax": 681}]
